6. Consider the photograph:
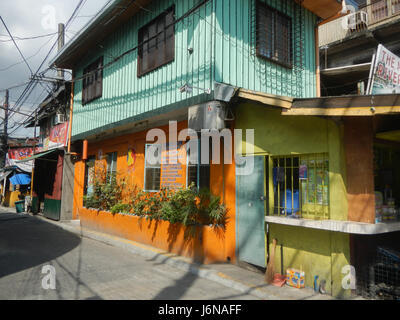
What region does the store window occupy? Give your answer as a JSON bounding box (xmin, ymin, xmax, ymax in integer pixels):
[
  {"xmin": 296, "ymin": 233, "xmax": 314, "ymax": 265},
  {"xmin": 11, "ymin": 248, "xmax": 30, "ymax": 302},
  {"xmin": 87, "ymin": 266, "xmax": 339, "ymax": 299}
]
[
  {"xmin": 144, "ymin": 144, "xmax": 162, "ymax": 192},
  {"xmin": 138, "ymin": 6, "xmax": 175, "ymax": 77},
  {"xmin": 272, "ymin": 153, "xmax": 329, "ymax": 219},
  {"xmin": 106, "ymin": 152, "xmax": 118, "ymax": 183},
  {"xmin": 82, "ymin": 57, "xmax": 103, "ymax": 105},
  {"xmin": 256, "ymin": 1, "xmax": 292, "ymax": 68}
]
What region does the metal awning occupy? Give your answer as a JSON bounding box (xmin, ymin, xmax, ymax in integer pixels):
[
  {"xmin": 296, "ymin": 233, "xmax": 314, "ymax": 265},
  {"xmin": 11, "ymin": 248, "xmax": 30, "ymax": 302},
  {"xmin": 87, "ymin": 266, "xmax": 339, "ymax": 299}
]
[
  {"xmin": 283, "ymin": 94, "xmax": 400, "ymax": 116},
  {"xmin": 15, "ymin": 149, "xmax": 59, "ymax": 163}
]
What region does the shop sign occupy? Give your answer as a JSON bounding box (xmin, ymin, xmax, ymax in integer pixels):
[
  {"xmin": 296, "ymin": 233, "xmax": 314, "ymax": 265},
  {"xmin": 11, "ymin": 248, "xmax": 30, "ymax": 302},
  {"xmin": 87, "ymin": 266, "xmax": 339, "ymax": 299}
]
[
  {"xmin": 367, "ymin": 44, "xmax": 400, "ymax": 94},
  {"xmin": 160, "ymin": 142, "xmax": 187, "ymax": 190},
  {"xmin": 43, "ymin": 122, "xmax": 69, "ymax": 151}
]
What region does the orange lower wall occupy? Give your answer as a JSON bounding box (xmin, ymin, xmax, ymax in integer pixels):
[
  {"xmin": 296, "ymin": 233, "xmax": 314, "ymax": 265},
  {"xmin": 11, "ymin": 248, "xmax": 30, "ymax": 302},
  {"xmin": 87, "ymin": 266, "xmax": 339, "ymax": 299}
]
[
  {"xmin": 72, "ymin": 121, "xmax": 236, "ymax": 264},
  {"xmin": 79, "ymin": 208, "xmax": 226, "ymax": 264}
]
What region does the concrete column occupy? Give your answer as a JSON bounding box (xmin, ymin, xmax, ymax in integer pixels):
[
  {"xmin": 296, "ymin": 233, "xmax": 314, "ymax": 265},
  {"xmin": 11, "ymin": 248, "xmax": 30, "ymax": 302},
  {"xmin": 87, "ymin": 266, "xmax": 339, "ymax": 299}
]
[{"xmin": 60, "ymin": 153, "xmax": 75, "ymax": 221}]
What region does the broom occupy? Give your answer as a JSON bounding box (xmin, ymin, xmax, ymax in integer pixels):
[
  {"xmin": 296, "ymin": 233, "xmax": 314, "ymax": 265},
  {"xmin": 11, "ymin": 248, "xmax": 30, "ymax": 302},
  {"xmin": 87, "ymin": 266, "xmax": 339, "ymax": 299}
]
[{"xmin": 265, "ymin": 238, "xmax": 277, "ymax": 284}]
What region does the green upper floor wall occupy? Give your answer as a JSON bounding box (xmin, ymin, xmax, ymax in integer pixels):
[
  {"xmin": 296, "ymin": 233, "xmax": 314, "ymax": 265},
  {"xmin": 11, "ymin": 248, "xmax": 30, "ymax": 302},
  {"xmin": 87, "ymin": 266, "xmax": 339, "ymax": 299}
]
[
  {"xmin": 72, "ymin": 0, "xmax": 317, "ymax": 139},
  {"xmin": 214, "ymin": 0, "xmax": 317, "ymax": 98}
]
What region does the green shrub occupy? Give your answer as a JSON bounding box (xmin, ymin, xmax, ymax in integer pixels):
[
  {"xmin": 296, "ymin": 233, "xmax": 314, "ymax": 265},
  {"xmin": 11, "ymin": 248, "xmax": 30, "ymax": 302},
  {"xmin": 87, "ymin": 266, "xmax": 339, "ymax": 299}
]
[{"xmin": 110, "ymin": 202, "xmax": 131, "ymax": 214}]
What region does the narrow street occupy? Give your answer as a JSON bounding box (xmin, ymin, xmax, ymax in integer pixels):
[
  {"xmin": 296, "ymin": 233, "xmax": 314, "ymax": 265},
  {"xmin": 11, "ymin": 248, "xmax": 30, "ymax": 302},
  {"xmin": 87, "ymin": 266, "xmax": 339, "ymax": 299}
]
[{"xmin": 0, "ymin": 210, "xmax": 258, "ymax": 300}]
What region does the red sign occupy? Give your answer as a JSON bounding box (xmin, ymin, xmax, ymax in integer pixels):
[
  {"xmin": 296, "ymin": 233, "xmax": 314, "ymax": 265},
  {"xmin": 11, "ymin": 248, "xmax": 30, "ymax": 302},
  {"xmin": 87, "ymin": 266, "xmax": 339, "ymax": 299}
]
[{"xmin": 8, "ymin": 147, "xmax": 39, "ymax": 161}]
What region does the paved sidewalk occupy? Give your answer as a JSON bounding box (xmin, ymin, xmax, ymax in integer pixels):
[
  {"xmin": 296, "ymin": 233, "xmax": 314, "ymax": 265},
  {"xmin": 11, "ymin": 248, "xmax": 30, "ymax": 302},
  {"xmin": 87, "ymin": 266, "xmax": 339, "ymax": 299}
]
[{"xmin": 36, "ymin": 215, "xmax": 335, "ymax": 300}]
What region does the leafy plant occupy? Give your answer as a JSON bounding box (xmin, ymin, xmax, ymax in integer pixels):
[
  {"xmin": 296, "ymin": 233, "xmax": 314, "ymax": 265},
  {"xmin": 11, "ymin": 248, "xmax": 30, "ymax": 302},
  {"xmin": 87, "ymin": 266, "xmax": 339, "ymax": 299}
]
[
  {"xmin": 83, "ymin": 165, "xmax": 227, "ymax": 229},
  {"xmin": 110, "ymin": 202, "xmax": 131, "ymax": 214}
]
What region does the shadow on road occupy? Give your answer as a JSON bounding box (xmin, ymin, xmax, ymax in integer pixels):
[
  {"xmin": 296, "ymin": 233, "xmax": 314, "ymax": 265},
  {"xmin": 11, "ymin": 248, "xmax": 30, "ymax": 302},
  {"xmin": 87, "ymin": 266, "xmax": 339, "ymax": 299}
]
[{"xmin": 0, "ymin": 212, "xmax": 81, "ymax": 279}]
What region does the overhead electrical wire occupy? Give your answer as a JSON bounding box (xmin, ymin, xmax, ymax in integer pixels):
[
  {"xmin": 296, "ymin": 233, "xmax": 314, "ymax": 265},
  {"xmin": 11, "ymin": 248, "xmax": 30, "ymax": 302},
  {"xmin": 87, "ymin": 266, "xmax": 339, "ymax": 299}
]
[
  {"xmin": 8, "ymin": 0, "xmax": 210, "ymax": 135},
  {"xmin": 6, "ymin": 0, "xmax": 87, "ymax": 136},
  {"xmin": 0, "ymin": 32, "xmax": 57, "ymax": 42}
]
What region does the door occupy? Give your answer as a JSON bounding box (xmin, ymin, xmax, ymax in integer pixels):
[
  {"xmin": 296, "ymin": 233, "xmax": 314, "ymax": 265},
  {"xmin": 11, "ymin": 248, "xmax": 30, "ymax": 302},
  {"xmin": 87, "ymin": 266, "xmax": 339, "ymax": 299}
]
[{"xmin": 236, "ymin": 156, "xmax": 266, "ymax": 267}]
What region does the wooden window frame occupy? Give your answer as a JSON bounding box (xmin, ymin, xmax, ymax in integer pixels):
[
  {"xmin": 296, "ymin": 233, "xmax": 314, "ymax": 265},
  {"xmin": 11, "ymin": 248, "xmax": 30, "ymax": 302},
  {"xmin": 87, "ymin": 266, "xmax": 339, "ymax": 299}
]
[
  {"xmin": 82, "ymin": 57, "xmax": 103, "ymax": 105},
  {"xmin": 186, "ymin": 138, "xmax": 211, "ymax": 190},
  {"xmin": 144, "ymin": 144, "xmax": 162, "ymax": 192},
  {"xmin": 256, "ymin": 1, "xmax": 293, "ymax": 69},
  {"xmin": 137, "ymin": 6, "xmax": 175, "ymax": 77}
]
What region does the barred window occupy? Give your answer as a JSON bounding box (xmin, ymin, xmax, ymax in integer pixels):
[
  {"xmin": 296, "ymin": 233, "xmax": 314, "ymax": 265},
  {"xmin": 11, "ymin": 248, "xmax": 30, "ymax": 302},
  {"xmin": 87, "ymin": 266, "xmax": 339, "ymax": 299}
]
[
  {"xmin": 82, "ymin": 57, "xmax": 103, "ymax": 105},
  {"xmin": 256, "ymin": 1, "xmax": 292, "ymax": 68},
  {"xmin": 138, "ymin": 6, "xmax": 175, "ymax": 77},
  {"xmin": 272, "ymin": 154, "xmax": 329, "ymax": 220}
]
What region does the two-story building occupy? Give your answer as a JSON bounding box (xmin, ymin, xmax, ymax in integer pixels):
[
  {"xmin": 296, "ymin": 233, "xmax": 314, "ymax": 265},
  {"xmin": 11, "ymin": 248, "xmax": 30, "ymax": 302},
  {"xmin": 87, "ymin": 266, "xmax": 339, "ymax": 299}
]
[
  {"xmin": 49, "ymin": 0, "xmax": 371, "ymax": 298},
  {"xmin": 21, "ymin": 83, "xmax": 73, "ymax": 221}
]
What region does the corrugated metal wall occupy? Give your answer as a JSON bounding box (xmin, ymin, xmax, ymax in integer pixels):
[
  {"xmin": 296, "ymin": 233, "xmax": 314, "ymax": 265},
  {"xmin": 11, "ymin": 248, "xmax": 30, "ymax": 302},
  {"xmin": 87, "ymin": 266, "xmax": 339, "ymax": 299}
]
[
  {"xmin": 72, "ymin": 0, "xmax": 215, "ymax": 138},
  {"xmin": 72, "ymin": 0, "xmax": 317, "ymax": 139},
  {"xmin": 214, "ymin": 0, "xmax": 317, "ymax": 98}
]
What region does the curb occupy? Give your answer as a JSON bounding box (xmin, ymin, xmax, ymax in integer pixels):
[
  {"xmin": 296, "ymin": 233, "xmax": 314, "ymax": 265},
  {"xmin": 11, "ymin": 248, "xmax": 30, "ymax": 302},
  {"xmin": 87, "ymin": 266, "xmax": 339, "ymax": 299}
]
[{"xmin": 38, "ymin": 217, "xmax": 278, "ymax": 300}]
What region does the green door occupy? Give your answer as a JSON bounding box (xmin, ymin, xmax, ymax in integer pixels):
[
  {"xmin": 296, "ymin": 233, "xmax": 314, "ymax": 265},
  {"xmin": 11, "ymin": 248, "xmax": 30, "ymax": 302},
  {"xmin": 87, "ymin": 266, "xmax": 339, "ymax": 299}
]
[{"xmin": 236, "ymin": 156, "xmax": 266, "ymax": 267}]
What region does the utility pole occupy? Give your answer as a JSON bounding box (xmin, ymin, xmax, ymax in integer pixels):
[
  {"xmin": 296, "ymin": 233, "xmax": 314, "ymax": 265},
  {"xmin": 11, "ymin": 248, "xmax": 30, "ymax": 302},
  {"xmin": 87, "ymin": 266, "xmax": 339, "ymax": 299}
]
[
  {"xmin": 57, "ymin": 23, "xmax": 65, "ymax": 80},
  {"xmin": 1, "ymin": 90, "xmax": 8, "ymax": 168}
]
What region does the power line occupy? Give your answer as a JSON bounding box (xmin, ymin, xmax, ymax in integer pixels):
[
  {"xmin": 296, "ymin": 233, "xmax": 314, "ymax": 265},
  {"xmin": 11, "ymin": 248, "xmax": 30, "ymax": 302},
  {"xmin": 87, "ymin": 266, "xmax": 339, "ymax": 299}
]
[
  {"xmin": 0, "ymin": 32, "xmax": 57, "ymax": 42},
  {"xmin": 0, "ymin": 34, "xmax": 57, "ymax": 72},
  {"xmin": 0, "ymin": 16, "xmax": 34, "ymax": 75},
  {"xmin": 8, "ymin": 0, "xmax": 87, "ymax": 136}
]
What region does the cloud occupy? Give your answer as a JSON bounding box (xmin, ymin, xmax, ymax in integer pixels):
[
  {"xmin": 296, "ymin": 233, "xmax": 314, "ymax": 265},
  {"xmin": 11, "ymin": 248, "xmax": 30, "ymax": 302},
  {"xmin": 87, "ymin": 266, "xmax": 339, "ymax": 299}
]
[{"xmin": 0, "ymin": 0, "xmax": 110, "ymax": 137}]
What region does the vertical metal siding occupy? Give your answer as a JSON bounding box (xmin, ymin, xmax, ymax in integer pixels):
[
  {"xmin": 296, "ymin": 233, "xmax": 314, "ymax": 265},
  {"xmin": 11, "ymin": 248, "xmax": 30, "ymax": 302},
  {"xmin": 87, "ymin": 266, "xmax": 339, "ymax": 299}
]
[
  {"xmin": 72, "ymin": 0, "xmax": 215, "ymax": 138},
  {"xmin": 72, "ymin": 0, "xmax": 317, "ymax": 138},
  {"xmin": 214, "ymin": 0, "xmax": 317, "ymax": 99}
]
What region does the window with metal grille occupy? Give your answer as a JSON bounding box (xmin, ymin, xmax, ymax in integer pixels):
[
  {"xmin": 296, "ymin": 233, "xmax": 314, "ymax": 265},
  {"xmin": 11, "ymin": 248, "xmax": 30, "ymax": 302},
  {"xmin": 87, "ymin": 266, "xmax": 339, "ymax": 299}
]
[
  {"xmin": 144, "ymin": 144, "xmax": 162, "ymax": 192},
  {"xmin": 82, "ymin": 57, "xmax": 103, "ymax": 105},
  {"xmin": 256, "ymin": 1, "xmax": 292, "ymax": 68},
  {"xmin": 272, "ymin": 154, "xmax": 329, "ymax": 219},
  {"xmin": 138, "ymin": 6, "xmax": 175, "ymax": 77}
]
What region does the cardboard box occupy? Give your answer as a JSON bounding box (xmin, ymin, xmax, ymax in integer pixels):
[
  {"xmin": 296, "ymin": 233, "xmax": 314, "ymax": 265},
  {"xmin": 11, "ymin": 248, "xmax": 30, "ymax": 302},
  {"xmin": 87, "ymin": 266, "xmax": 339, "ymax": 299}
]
[{"xmin": 286, "ymin": 268, "xmax": 305, "ymax": 288}]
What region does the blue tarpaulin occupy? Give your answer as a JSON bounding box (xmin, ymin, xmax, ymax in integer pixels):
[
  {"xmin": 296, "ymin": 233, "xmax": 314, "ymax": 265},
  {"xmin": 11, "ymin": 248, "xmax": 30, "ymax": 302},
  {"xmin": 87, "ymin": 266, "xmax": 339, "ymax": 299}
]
[{"xmin": 10, "ymin": 174, "xmax": 31, "ymax": 185}]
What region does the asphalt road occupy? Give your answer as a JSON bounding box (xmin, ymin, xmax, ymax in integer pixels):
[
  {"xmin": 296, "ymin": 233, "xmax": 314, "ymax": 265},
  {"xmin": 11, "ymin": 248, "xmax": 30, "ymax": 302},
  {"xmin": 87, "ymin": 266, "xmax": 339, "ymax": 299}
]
[{"xmin": 0, "ymin": 211, "xmax": 259, "ymax": 300}]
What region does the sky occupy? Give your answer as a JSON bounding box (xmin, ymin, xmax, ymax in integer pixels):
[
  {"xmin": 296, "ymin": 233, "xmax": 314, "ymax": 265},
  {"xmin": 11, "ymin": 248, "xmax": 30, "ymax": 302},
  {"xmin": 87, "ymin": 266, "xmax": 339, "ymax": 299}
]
[{"xmin": 0, "ymin": 0, "xmax": 111, "ymax": 138}]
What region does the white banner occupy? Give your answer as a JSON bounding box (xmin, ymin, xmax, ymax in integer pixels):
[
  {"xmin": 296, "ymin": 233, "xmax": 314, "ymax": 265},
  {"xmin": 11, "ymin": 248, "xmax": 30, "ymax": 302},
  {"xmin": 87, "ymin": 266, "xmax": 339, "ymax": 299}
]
[{"xmin": 367, "ymin": 44, "xmax": 400, "ymax": 95}]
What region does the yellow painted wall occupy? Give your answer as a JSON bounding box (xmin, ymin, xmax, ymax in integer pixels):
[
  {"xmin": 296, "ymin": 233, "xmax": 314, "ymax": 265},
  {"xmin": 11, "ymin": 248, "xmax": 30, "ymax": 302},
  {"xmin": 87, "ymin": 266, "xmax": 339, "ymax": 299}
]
[{"xmin": 235, "ymin": 103, "xmax": 351, "ymax": 298}]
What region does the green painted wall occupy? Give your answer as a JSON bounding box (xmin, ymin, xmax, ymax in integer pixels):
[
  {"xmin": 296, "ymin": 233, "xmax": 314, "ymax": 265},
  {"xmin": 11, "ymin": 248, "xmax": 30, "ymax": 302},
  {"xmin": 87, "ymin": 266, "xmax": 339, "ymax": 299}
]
[
  {"xmin": 72, "ymin": 0, "xmax": 318, "ymax": 139},
  {"xmin": 269, "ymin": 225, "xmax": 350, "ymax": 298},
  {"xmin": 235, "ymin": 103, "xmax": 351, "ymax": 298},
  {"xmin": 214, "ymin": 0, "xmax": 317, "ymax": 98},
  {"xmin": 72, "ymin": 0, "xmax": 215, "ymax": 139}
]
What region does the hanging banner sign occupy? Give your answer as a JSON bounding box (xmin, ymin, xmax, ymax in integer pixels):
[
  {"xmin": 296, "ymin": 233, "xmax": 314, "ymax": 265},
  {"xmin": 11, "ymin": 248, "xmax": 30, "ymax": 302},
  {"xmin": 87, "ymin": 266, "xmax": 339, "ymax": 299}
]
[
  {"xmin": 6, "ymin": 147, "xmax": 40, "ymax": 173},
  {"xmin": 43, "ymin": 122, "xmax": 69, "ymax": 151},
  {"xmin": 367, "ymin": 44, "xmax": 400, "ymax": 94}
]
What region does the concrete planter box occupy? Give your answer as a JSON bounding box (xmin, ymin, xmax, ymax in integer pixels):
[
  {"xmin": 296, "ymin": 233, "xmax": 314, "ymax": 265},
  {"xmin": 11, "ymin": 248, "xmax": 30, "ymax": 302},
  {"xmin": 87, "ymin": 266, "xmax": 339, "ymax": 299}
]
[{"xmin": 79, "ymin": 207, "xmax": 227, "ymax": 264}]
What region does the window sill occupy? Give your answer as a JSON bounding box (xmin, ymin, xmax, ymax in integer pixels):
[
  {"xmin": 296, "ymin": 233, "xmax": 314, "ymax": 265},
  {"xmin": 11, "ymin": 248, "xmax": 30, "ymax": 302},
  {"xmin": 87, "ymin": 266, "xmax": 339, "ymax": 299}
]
[{"xmin": 265, "ymin": 215, "xmax": 400, "ymax": 235}]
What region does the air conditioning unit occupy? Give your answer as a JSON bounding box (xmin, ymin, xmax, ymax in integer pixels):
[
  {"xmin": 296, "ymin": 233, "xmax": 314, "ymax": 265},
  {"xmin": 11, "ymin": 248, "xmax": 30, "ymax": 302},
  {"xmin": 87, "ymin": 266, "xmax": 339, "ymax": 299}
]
[
  {"xmin": 347, "ymin": 11, "xmax": 368, "ymax": 31},
  {"xmin": 55, "ymin": 114, "xmax": 67, "ymax": 125},
  {"xmin": 188, "ymin": 101, "xmax": 227, "ymax": 131}
]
